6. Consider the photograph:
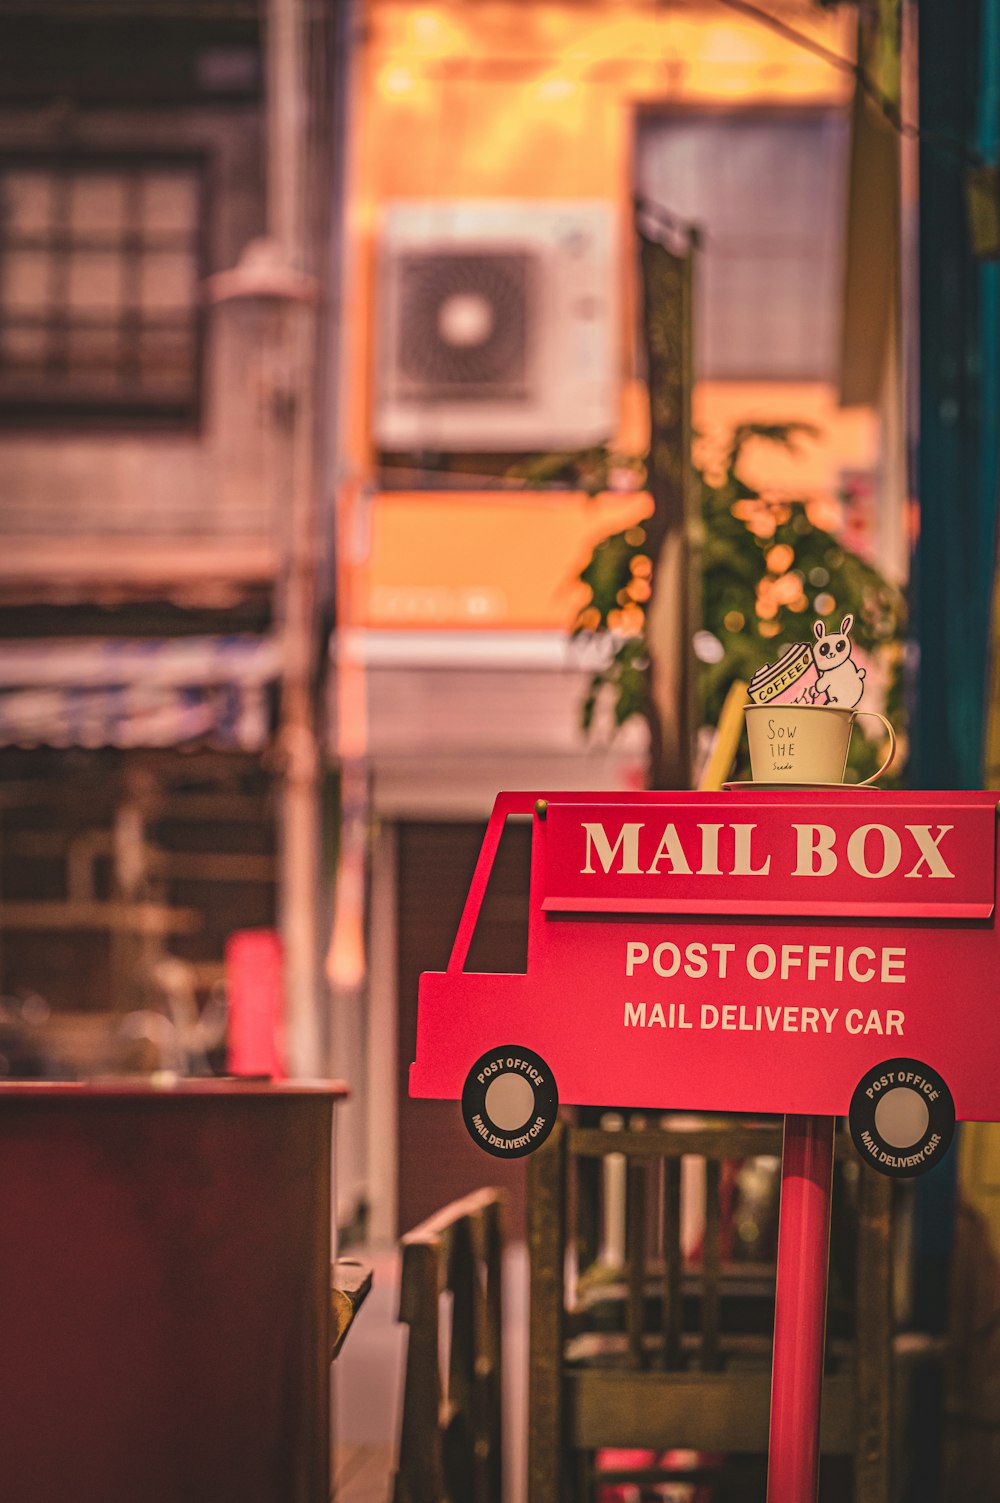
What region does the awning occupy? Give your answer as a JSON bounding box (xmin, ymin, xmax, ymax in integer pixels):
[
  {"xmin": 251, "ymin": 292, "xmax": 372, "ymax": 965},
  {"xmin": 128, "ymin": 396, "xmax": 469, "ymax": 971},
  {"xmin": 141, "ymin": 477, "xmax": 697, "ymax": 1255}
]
[{"xmin": 0, "ymin": 636, "xmax": 281, "ymax": 751}]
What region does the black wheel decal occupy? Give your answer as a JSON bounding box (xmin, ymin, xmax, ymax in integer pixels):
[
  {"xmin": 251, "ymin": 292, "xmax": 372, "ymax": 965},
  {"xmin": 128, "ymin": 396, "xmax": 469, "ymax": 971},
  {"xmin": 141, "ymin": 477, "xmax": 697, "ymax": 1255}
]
[
  {"xmin": 849, "ymin": 1058, "xmax": 955, "ymax": 1178},
  {"xmin": 461, "ymin": 1045, "xmax": 558, "ymax": 1159}
]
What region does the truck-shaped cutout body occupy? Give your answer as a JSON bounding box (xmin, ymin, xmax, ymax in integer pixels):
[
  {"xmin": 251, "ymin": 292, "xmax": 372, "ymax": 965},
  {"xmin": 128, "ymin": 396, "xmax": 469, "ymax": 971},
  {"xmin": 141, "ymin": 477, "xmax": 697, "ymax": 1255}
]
[{"xmin": 411, "ymin": 790, "xmax": 1000, "ymax": 1169}]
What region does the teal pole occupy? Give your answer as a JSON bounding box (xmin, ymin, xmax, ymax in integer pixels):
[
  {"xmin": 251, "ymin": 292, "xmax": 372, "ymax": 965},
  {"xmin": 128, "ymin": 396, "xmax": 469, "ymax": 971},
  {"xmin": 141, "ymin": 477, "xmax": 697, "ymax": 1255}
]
[
  {"xmin": 911, "ymin": 14, "xmax": 999, "ymax": 1501},
  {"xmin": 976, "ymin": 0, "xmax": 1000, "ymax": 702},
  {"xmin": 913, "ymin": 0, "xmax": 997, "ymax": 789}
]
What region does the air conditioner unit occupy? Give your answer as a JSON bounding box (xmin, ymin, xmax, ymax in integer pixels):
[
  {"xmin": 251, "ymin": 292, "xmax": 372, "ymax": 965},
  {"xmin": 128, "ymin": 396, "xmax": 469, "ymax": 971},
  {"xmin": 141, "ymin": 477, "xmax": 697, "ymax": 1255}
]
[{"xmin": 374, "ymin": 200, "xmax": 619, "ymax": 453}]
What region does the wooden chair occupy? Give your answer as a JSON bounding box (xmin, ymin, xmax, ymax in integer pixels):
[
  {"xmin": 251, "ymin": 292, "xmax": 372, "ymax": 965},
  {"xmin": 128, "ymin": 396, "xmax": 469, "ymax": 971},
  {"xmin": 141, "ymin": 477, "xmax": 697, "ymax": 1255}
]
[
  {"xmin": 393, "ymin": 1188, "xmax": 507, "ymax": 1503},
  {"xmin": 528, "ymin": 1117, "xmax": 893, "ymax": 1503}
]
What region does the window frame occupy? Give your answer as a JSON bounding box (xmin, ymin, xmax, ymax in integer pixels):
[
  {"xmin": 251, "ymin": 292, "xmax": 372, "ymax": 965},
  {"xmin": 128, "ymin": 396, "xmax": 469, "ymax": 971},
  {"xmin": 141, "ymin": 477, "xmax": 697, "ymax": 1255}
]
[
  {"xmin": 632, "ymin": 104, "xmax": 849, "ymax": 385},
  {"xmin": 0, "ymin": 148, "xmax": 210, "ymax": 431}
]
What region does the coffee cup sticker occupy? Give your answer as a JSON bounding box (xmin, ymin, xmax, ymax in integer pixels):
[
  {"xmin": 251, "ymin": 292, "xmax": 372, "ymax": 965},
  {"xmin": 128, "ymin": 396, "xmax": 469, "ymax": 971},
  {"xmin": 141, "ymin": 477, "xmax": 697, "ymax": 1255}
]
[
  {"xmin": 744, "ymin": 704, "xmax": 895, "ymax": 785},
  {"xmin": 745, "ymin": 617, "xmax": 895, "ymax": 785},
  {"xmin": 748, "ymin": 616, "xmax": 865, "ymax": 709},
  {"xmin": 747, "ymin": 643, "xmax": 817, "ymax": 707}
]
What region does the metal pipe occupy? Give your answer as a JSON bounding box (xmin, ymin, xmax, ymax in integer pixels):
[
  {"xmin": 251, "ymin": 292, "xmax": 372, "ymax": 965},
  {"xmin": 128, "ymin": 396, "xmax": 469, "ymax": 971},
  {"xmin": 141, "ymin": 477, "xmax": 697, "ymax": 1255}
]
[
  {"xmin": 265, "ymin": 0, "xmax": 305, "ymax": 262},
  {"xmin": 265, "ymin": 0, "xmax": 323, "ymax": 1076}
]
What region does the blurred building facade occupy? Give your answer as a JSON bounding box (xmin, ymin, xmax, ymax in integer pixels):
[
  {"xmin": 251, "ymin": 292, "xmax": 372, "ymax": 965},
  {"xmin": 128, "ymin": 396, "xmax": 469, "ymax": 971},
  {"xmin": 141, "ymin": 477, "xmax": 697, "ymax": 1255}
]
[
  {"xmin": 0, "ymin": 0, "xmax": 911, "ymax": 1244},
  {"xmin": 0, "ymin": 1, "xmax": 340, "ymax": 1077},
  {"xmin": 328, "ymin": 0, "xmax": 903, "ymax": 1239}
]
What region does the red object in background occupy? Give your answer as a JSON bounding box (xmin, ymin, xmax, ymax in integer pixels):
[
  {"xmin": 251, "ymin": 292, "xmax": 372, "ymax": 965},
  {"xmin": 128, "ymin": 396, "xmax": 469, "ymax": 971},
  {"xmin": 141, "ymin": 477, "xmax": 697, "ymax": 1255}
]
[
  {"xmin": 0, "ymin": 1081, "xmax": 346, "ymax": 1503},
  {"xmin": 595, "ymin": 1449, "xmax": 718, "ymax": 1501},
  {"xmin": 226, "ymin": 927, "xmax": 286, "ymax": 1078}
]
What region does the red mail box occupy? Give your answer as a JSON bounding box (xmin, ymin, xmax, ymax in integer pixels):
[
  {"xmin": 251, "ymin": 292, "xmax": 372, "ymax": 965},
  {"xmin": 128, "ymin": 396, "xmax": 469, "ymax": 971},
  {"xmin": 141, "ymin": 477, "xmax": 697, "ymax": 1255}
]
[{"xmin": 411, "ymin": 790, "xmax": 1000, "ymax": 1171}]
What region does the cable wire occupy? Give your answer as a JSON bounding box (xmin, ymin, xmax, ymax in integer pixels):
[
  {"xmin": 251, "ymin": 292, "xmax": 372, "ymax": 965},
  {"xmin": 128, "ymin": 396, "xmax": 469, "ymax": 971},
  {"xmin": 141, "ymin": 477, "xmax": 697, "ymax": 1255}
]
[{"xmin": 712, "ymin": 0, "xmax": 986, "ymax": 169}]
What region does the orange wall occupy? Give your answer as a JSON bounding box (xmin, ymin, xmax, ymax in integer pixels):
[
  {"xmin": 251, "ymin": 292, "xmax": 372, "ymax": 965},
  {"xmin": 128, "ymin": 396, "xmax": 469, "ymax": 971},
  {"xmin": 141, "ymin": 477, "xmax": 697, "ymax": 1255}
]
[
  {"xmin": 342, "ymin": 0, "xmax": 855, "ymax": 467},
  {"xmin": 338, "ymin": 1, "xmax": 865, "ymax": 633},
  {"xmin": 348, "ymin": 488, "xmax": 652, "ymax": 631}
]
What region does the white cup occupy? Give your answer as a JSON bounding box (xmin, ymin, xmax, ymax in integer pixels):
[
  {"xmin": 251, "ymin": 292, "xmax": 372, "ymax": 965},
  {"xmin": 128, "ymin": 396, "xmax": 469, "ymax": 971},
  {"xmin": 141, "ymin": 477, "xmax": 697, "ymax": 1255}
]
[{"xmin": 744, "ymin": 703, "xmax": 896, "ymax": 786}]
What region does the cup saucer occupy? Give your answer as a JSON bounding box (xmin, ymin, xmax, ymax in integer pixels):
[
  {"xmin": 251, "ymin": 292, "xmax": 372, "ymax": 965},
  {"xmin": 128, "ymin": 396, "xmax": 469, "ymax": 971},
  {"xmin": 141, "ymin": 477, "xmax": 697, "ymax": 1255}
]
[{"xmin": 722, "ymin": 780, "xmax": 879, "ymax": 791}]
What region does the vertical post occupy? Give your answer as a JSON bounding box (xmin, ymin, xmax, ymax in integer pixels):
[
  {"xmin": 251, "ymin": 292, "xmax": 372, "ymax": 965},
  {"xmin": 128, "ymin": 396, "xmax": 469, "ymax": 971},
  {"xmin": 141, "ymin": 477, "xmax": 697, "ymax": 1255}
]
[
  {"xmin": 266, "ymin": 0, "xmax": 324, "ymax": 1076},
  {"xmin": 914, "ymin": 0, "xmax": 992, "ymax": 789},
  {"xmin": 636, "ymin": 211, "xmax": 698, "ymax": 791},
  {"xmin": 528, "ymin": 1121, "xmax": 567, "ymax": 1503},
  {"xmin": 766, "ymin": 1114, "xmax": 836, "ymax": 1503}
]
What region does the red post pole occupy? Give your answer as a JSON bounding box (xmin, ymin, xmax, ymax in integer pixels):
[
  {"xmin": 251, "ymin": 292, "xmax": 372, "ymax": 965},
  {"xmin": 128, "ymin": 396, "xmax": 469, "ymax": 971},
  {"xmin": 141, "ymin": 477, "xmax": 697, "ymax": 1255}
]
[{"xmin": 766, "ymin": 1113, "xmax": 836, "ymax": 1503}]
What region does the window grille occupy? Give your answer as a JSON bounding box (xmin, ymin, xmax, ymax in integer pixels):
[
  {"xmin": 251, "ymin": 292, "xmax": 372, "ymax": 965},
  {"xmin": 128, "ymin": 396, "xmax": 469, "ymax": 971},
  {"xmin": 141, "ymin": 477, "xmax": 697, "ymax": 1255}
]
[
  {"xmin": 635, "ymin": 113, "xmax": 849, "ymax": 383},
  {"xmin": 0, "ymin": 154, "xmax": 206, "ymax": 424}
]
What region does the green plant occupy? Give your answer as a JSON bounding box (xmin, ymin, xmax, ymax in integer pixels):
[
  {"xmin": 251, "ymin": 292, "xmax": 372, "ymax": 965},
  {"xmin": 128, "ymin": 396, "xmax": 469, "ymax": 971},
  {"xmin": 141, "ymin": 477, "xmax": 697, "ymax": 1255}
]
[{"xmin": 519, "ymin": 424, "xmax": 908, "ymax": 783}]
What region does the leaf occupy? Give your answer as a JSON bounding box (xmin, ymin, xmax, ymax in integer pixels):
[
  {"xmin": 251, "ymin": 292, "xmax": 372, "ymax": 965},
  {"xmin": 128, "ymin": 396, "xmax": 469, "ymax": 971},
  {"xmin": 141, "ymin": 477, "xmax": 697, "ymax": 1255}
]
[
  {"xmin": 727, "ymin": 421, "xmax": 822, "ymax": 472},
  {"xmin": 531, "ymin": 423, "xmax": 906, "ymax": 761}
]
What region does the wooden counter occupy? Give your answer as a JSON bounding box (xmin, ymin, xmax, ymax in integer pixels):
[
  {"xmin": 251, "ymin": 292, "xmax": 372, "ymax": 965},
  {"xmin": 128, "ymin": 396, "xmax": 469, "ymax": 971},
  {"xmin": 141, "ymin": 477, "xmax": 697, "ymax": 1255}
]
[{"xmin": 0, "ymin": 1079, "xmax": 349, "ymax": 1503}]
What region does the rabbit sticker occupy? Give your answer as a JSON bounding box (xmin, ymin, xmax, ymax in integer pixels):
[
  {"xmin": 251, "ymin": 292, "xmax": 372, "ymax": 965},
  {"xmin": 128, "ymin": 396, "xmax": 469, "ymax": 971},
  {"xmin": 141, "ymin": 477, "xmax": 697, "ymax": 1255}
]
[
  {"xmin": 810, "ymin": 615, "xmax": 865, "ymax": 707},
  {"xmin": 747, "ymin": 617, "xmax": 867, "ymax": 708}
]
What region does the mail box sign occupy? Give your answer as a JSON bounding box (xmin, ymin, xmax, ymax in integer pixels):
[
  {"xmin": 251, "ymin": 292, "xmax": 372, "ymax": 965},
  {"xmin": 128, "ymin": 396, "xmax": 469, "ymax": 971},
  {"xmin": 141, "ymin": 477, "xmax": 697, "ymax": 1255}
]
[
  {"xmin": 542, "ymin": 800, "xmax": 997, "ymax": 920},
  {"xmin": 410, "ymin": 790, "xmax": 1000, "ymax": 1172}
]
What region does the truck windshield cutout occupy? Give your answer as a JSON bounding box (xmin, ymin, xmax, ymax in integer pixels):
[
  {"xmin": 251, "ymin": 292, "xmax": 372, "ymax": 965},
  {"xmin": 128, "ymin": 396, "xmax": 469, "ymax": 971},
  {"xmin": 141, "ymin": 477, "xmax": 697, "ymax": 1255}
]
[{"xmin": 461, "ymin": 814, "xmax": 531, "ymax": 975}]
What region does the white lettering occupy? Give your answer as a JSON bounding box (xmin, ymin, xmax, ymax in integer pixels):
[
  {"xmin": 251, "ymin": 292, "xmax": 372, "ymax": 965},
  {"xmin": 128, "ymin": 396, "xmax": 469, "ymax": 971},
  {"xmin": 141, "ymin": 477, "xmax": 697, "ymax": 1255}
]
[
  {"xmin": 625, "ymin": 941, "xmax": 649, "ymax": 976},
  {"xmin": 585, "ymin": 817, "xmax": 958, "ymax": 886},
  {"xmin": 807, "ymin": 945, "xmax": 831, "ymax": 980},
  {"xmin": 848, "ymin": 946, "xmax": 876, "ymax": 982},
  {"xmin": 698, "ymin": 824, "xmax": 723, "ymax": 876},
  {"xmin": 653, "ymin": 942, "xmax": 681, "ymax": 978},
  {"xmin": 712, "ymin": 942, "xmax": 735, "ymax": 978},
  {"xmin": 747, "ymin": 944, "xmax": 776, "ymax": 979},
  {"xmin": 582, "ymin": 821, "xmax": 643, "ymax": 875},
  {"xmin": 645, "ymin": 823, "xmax": 692, "ymax": 876},
  {"xmin": 847, "ymin": 823, "xmax": 902, "ymax": 879},
  {"xmin": 732, "ymin": 823, "xmax": 771, "ymax": 876},
  {"xmin": 793, "ymin": 823, "xmax": 837, "ymax": 877},
  {"xmin": 684, "ymin": 942, "xmax": 708, "ymax": 979},
  {"xmin": 905, "ymin": 824, "xmax": 956, "ymax": 878},
  {"xmin": 780, "ymin": 945, "xmax": 803, "ymax": 979}
]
